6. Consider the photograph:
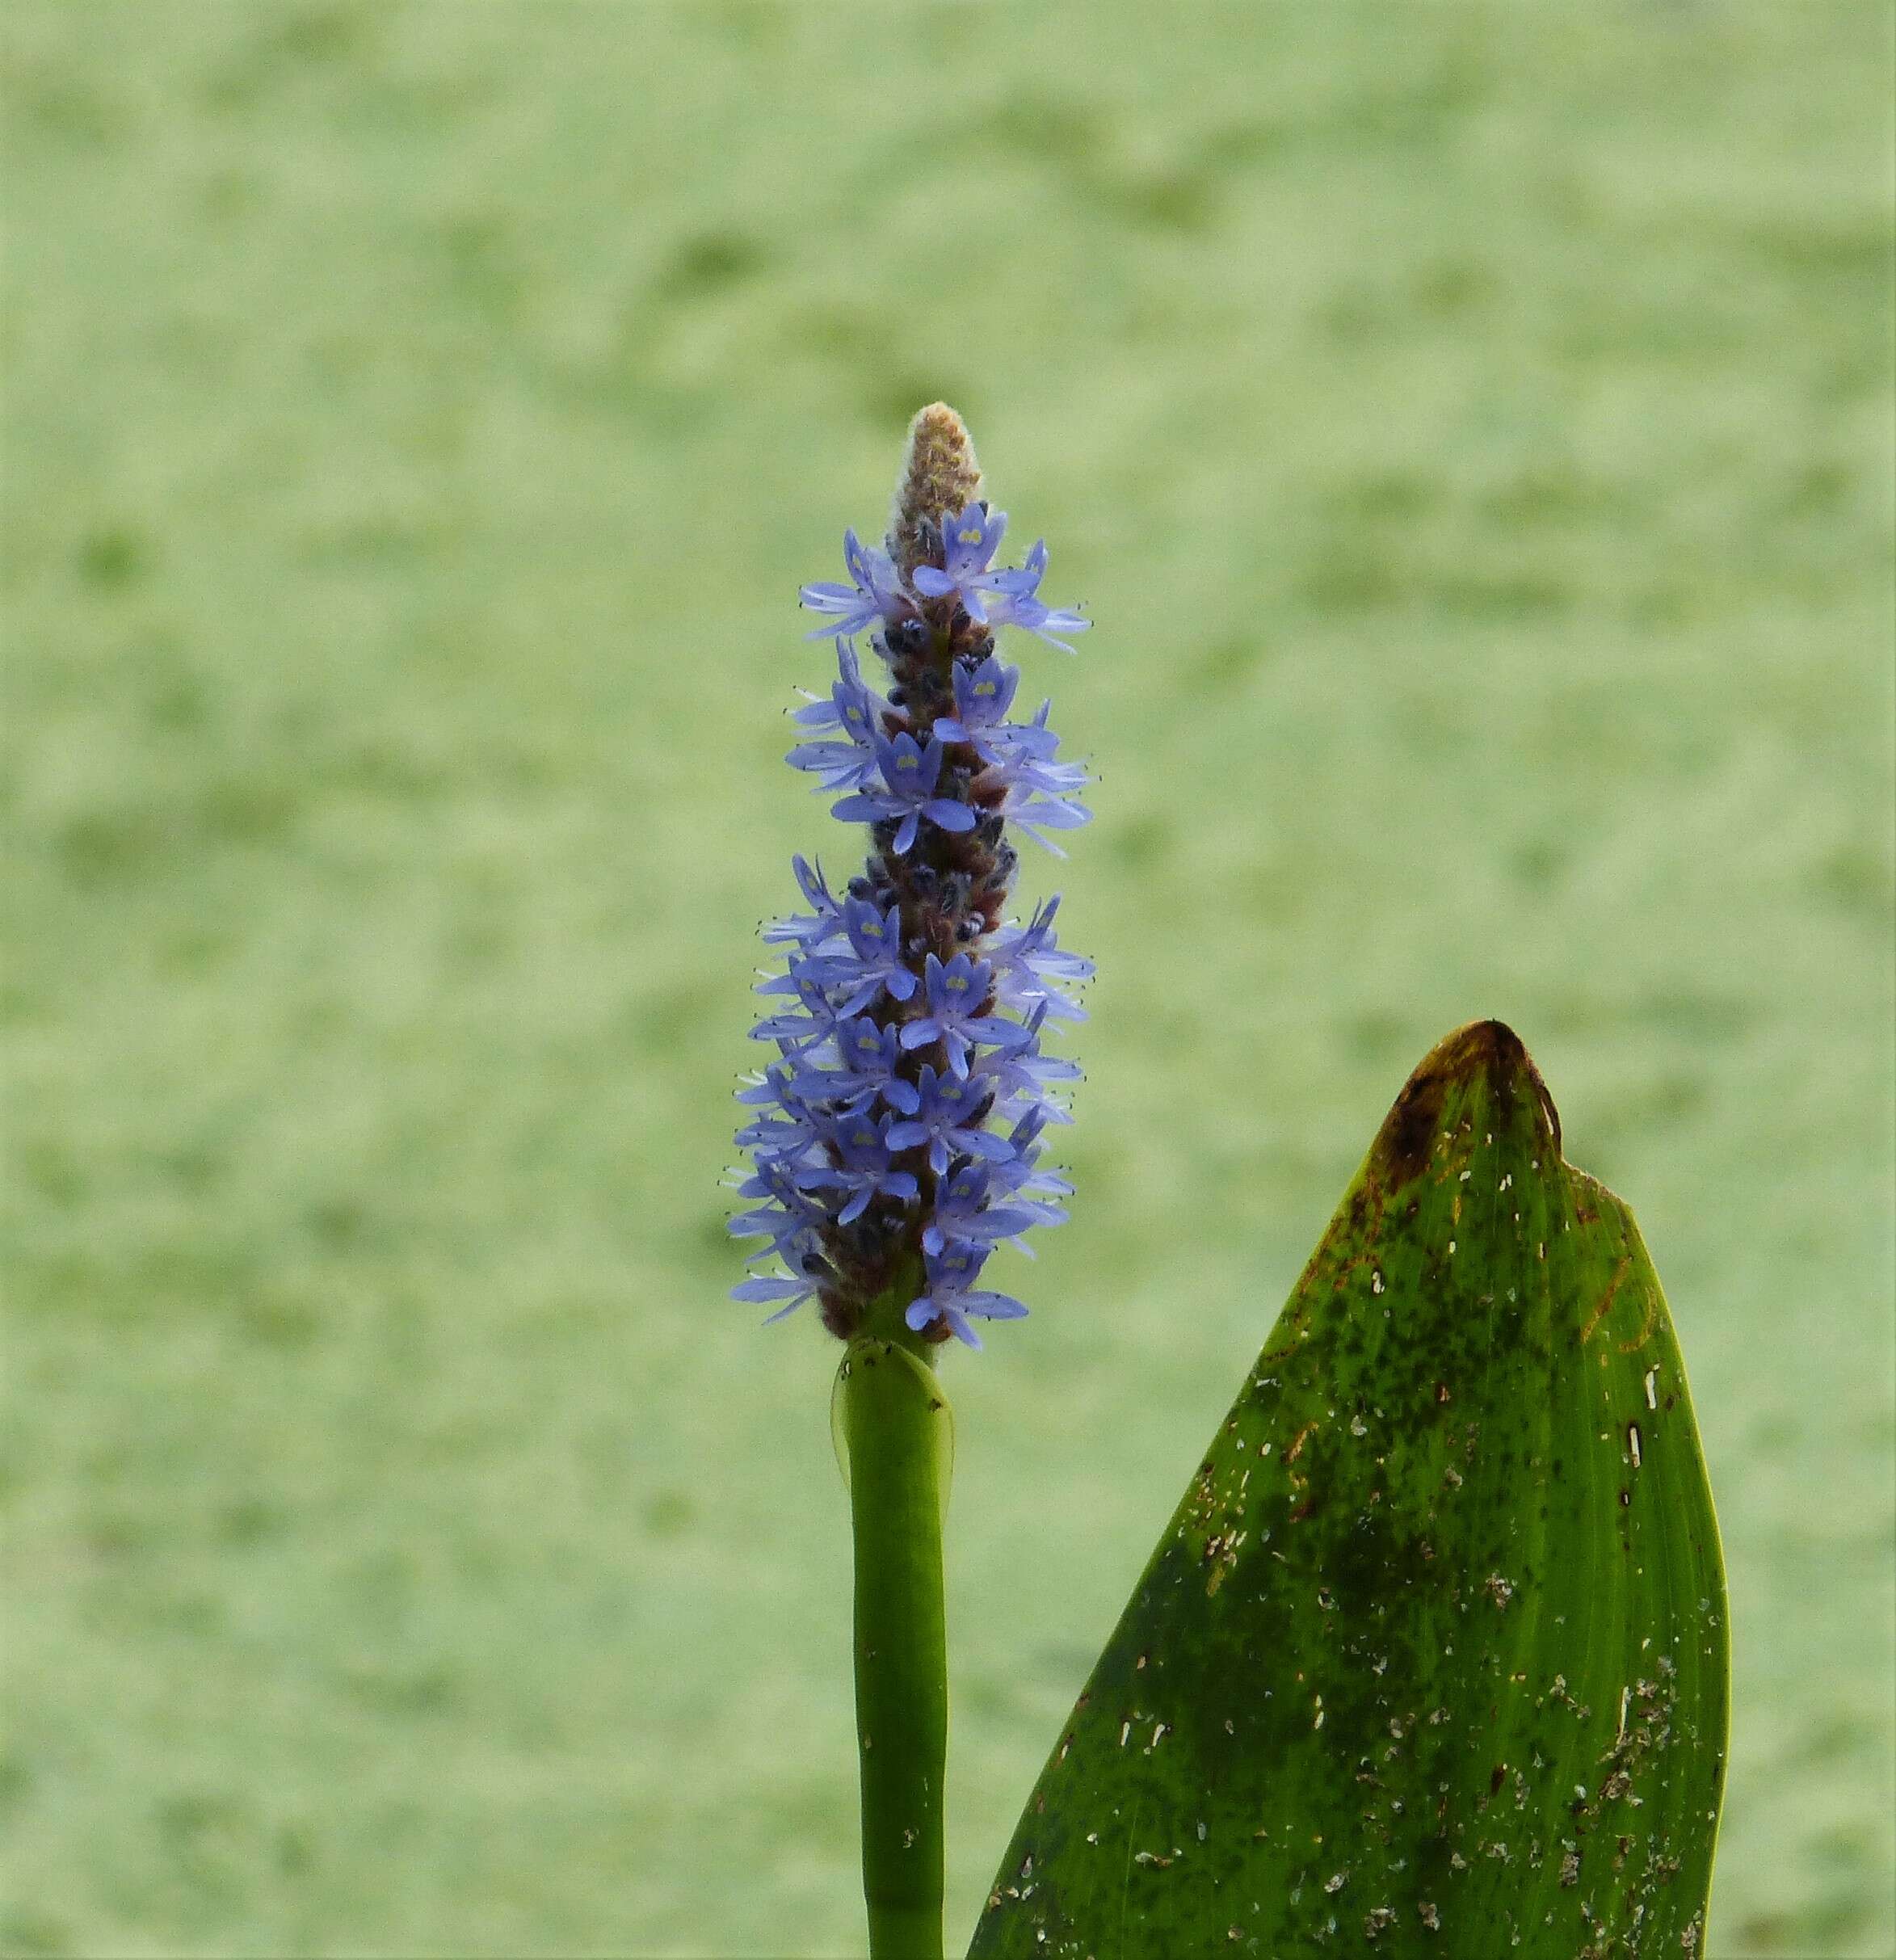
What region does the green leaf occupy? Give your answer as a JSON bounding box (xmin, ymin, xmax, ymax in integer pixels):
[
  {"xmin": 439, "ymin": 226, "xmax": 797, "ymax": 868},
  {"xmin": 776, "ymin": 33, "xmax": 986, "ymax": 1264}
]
[{"xmin": 970, "ymin": 1022, "xmax": 1728, "ymax": 1959}]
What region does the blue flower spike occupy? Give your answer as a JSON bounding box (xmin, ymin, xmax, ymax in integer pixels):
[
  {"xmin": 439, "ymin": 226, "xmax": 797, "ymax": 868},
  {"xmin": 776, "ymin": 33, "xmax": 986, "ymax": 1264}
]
[{"xmin": 729, "ymin": 402, "xmax": 1091, "ymax": 1350}]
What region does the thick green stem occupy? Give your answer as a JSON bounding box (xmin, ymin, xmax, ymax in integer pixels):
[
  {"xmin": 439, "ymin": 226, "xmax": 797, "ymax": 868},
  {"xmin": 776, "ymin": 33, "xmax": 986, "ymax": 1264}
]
[{"xmin": 844, "ymin": 1333, "xmax": 948, "ymax": 1960}]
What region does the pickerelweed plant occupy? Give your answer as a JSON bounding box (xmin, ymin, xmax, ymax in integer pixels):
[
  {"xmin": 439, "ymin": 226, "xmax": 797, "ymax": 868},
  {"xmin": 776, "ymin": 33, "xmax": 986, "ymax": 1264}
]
[
  {"xmin": 730, "ymin": 405, "xmax": 1090, "ymax": 1957},
  {"xmin": 729, "ymin": 409, "xmax": 1729, "ymax": 1960}
]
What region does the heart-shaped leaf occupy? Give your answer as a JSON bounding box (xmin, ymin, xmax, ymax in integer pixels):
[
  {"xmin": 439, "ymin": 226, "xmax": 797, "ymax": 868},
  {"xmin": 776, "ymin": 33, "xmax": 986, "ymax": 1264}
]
[{"xmin": 971, "ymin": 1021, "xmax": 1727, "ymax": 1958}]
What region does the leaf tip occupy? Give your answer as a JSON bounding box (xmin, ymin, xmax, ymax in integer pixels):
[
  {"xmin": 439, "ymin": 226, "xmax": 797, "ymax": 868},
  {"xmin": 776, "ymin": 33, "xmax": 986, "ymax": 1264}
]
[{"xmin": 1371, "ymin": 1018, "xmax": 1562, "ymax": 1186}]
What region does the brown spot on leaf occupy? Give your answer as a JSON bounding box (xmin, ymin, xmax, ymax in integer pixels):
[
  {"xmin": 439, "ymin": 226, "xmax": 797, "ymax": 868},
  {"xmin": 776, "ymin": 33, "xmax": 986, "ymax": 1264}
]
[
  {"xmin": 1616, "ymin": 1282, "xmax": 1663, "ymax": 1354},
  {"xmin": 1375, "ymin": 1063, "xmax": 1448, "ymax": 1186},
  {"xmin": 1579, "ymin": 1254, "xmax": 1632, "ymax": 1348}
]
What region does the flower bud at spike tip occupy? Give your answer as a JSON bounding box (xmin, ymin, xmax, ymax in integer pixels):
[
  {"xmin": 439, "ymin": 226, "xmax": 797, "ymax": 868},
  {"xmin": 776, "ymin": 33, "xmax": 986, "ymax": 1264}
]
[
  {"xmin": 731, "ymin": 406, "xmax": 1091, "ymax": 1351},
  {"xmin": 891, "ymin": 402, "xmax": 984, "ymax": 585}
]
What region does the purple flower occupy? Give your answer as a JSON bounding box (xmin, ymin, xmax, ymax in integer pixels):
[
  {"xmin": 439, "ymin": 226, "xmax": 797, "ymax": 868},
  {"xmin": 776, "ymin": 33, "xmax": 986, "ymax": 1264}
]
[
  {"xmin": 995, "ymin": 1104, "xmax": 1076, "ymax": 1204},
  {"xmin": 974, "ymin": 738, "xmax": 1090, "ymax": 807},
  {"xmin": 792, "ymin": 1014, "xmax": 908, "ymax": 1107},
  {"xmin": 902, "ymin": 1243, "xmax": 1028, "ymax": 1350},
  {"xmin": 883, "ymin": 1064, "xmax": 1015, "ymax": 1178},
  {"xmin": 794, "ymin": 1109, "xmax": 919, "ymax": 1226},
  {"xmin": 969, "ymin": 1001, "xmax": 1082, "ymax": 1123},
  {"xmin": 932, "ymin": 654, "xmax": 1031, "ymax": 761},
  {"xmin": 733, "ymin": 1058, "xmax": 806, "ymax": 1125},
  {"xmin": 730, "ymin": 1109, "xmax": 824, "ymax": 1172},
  {"xmin": 786, "ymin": 647, "xmax": 885, "ymax": 791},
  {"xmin": 733, "ymin": 1236, "xmax": 839, "ymax": 1325},
  {"xmin": 983, "ymin": 540, "xmax": 1091, "ymax": 654},
  {"xmin": 727, "ymin": 1155, "xmax": 828, "ymax": 1265},
  {"xmin": 750, "ymin": 965, "xmax": 847, "ymax": 1050},
  {"xmin": 911, "ymin": 501, "xmax": 1008, "ymax": 624},
  {"xmin": 974, "ymin": 718, "xmax": 1093, "ymax": 856},
  {"xmin": 731, "ymin": 1271, "xmax": 818, "ymax": 1323},
  {"xmin": 988, "ymin": 895, "xmax": 1093, "ymax": 1021},
  {"xmin": 920, "ymin": 1162, "xmax": 1045, "ymax": 1259},
  {"xmin": 898, "ymin": 953, "xmax": 1032, "ymax": 1079},
  {"xmin": 970, "ymin": 692, "xmax": 1061, "ymax": 766},
  {"xmin": 832, "ymin": 731, "xmax": 979, "ymax": 856},
  {"xmin": 800, "ymin": 528, "xmax": 905, "ymax": 646},
  {"xmin": 840, "ymin": 897, "xmax": 921, "ymax": 1004},
  {"xmin": 761, "ymin": 854, "xmax": 847, "ymax": 952},
  {"xmin": 792, "ymin": 898, "xmax": 919, "ymax": 1014}
]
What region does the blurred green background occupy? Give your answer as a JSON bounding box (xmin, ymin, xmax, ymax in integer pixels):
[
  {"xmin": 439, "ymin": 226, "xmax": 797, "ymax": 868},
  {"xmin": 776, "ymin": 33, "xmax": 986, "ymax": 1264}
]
[{"xmin": 5, "ymin": 5, "xmax": 1892, "ymax": 1956}]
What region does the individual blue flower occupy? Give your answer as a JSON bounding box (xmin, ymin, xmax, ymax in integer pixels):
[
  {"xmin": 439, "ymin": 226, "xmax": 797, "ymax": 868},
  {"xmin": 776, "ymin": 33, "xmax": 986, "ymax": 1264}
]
[
  {"xmin": 965, "ymin": 693, "xmax": 1062, "ymax": 772},
  {"xmin": 786, "ymin": 647, "xmax": 885, "ymax": 791},
  {"xmin": 726, "ymin": 1155, "xmax": 829, "ymax": 1265},
  {"xmin": 974, "ymin": 725, "xmax": 1092, "ymax": 856},
  {"xmin": 883, "ymin": 1064, "xmax": 1015, "ymax": 1177},
  {"xmin": 932, "ymin": 654, "xmax": 1029, "ymax": 761},
  {"xmin": 792, "ymin": 1014, "xmax": 908, "ymax": 1108},
  {"xmin": 733, "ymin": 1237, "xmax": 839, "ymax": 1325},
  {"xmin": 731, "ymin": 1270, "xmax": 818, "ymax": 1323},
  {"xmin": 984, "ymin": 540, "xmax": 1091, "ymax": 654},
  {"xmin": 903, "ymin": 1242, "xmax": 1028, "ymax": 1350},
  {"xmin": 832, "ymin": 731, "xmax": 979, "ymax": 856},
  {"xmin": 761, "ymin": 855, "xmax": 847, "ymax": 953},
  {"xmin": 995, "ymin": 1104, "xmax": 1076, "ymax": 1204},
  {"xmin": 790, "ymin": 900, "xmax": 914, "ymax": 1016},
  {"xmin": 836, "ymin": 897, "xmax": 921, "ymax": 1005},
  {"xmin": 750, "ymin": 965, "xmax": 847, "ymax": 1049},
  {"xmin": 988, "ymin": 895, "xmax": 1093, "ymax": 1021},
  {"xmin": 911, "ymin": 500, "xmax": 1008, "ymax": 623},
  {"xmin": 734, "ymin": 1058, "xmax": 805, "ymax": 1121},
  {"xmin": 795, "ymin": 1109, "xmax": 921, "ymax": 1225},
  {"xmin": 920, "ymin": 1162, "xmax": 1045, "ymax": 1260},
  {"xmin": 969, "ymin": 1001, "xmax": 1081, "ymax": 1122},
  {"xmin": 730, "ymin": 1059, "xmax": 820, "ymax": 1136},
  {"xmin": 730, "ymin": 1109, "xmax": 823, "ymax": 1175},
  {"xmin": 898, "ymin": 953, "xmax": 1032, "ymax": 1079},
  {"xmin": 799, "ymin": 528, "xmax": 905, "ymax": 646},
  {"xmin": 975, "ymin": 738, "xmax": 1090, "ymax": 806}
]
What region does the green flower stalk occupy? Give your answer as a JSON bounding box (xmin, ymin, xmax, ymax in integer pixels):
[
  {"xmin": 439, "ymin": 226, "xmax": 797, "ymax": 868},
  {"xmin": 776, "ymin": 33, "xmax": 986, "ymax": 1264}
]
[
  {"xmin": 842, "ymin": 1329, "xmax": 949, "ymax": 1959},
  {"xmin": 728, "ymin": 406, "xmax": 1091, "ymax": 1956}
]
